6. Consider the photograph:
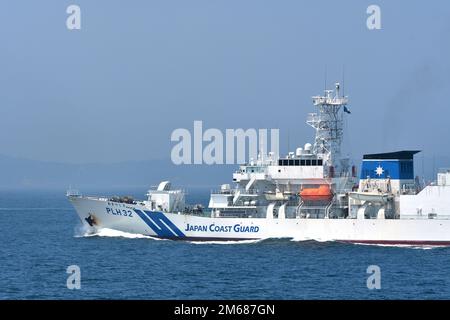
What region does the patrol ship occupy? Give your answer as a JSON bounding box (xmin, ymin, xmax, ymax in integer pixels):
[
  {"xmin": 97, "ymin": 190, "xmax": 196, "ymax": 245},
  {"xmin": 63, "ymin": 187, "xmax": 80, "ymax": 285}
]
[{"xmin": 68, "ymin": 83, "xmax": 450, "ymax": 245}]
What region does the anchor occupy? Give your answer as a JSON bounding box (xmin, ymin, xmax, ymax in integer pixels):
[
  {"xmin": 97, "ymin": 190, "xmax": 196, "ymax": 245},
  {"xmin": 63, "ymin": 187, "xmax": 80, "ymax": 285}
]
[{"xmin": 85, "ymin": 214, "xmax": 96, "ymax": 227}]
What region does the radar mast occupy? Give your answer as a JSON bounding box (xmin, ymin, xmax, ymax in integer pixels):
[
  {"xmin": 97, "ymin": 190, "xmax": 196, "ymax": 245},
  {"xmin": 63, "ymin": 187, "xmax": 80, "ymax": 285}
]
[{"xmin": 307, "ymin": 82, "xmax": 349, "ymax": 176}]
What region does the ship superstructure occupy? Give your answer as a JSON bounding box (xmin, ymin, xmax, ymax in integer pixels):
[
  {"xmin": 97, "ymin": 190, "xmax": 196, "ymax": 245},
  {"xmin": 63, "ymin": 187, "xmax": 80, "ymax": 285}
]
[{"xmin": 210, "ymin": 82, "xmax": 355, "ymax": 220}]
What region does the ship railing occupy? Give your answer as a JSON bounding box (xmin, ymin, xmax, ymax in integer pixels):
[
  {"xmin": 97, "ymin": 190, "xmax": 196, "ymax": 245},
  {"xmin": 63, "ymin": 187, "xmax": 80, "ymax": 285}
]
[
  {"xmin": 147, "ymin": 188, "xmax": 186, "ymax": 195},
  {"xmin": 87, "ymin": 196, "xmax": 110, "ymax": 201},
  {"xmin": 362, "ymin": 180, "xmax": 392, "ymax": 193},
  {"xmin": 210, "ymin": 189, "xmax": 234, "ymax": 195},
  {"xmin": 399, "ymin": 185, "xmax": 419, "ymax": 195},
  {"xmin": 210, "ymin": 188, "xmax": 261, "ymax": 195},
  {"xmin": 66, "ymin": 188, "xmax": 81, "ymax": 197},
  {"xmin": 180, "ymin": 208, "xmax": 211, "ymax": 217},
  {"xmin": 212, "ymin": 209, "xmax": 258, "ymax": 218}
]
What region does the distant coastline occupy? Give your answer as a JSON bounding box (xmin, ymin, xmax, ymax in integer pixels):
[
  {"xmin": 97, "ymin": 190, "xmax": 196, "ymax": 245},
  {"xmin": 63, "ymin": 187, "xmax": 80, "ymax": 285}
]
[{"xmin": 0, "ymin": 154, "xmax": 234, "ymax": 189}]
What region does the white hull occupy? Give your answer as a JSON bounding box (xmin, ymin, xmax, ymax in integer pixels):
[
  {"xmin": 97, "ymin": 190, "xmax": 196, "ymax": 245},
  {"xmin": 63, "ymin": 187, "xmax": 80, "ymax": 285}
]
[{"xmin": 69, "ymin": 196, "xmax": 450, "ymax": 245}]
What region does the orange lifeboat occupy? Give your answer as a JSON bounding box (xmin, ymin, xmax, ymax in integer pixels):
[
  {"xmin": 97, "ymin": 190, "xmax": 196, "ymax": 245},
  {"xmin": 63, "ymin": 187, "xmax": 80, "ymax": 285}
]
[{"xmin": 299, "ymin": 185, "xmax": 333, "ymax": 201}]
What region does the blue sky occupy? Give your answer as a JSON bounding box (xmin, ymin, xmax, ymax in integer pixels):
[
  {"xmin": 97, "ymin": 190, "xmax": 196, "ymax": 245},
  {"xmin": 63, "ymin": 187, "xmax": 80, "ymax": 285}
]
[{"xmin": 1, "ymin": 0, "xmax": 449, "ymax": 164}]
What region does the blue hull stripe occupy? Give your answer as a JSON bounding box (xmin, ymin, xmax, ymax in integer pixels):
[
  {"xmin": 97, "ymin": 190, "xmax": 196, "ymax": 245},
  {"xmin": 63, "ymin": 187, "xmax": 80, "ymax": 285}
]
[
  {"xmin": 135, "ymin": 209, "xmax": 185, "ymax": 238},
  {"xmin": 134, "ymin": 210, "xmax": 168, "ymax": 237},
  {"xmin": 145, "ymin": 211, "xmax": 186, "ymax": 237},
  {"xmin": 143, "ymin": 212, "xmax": 175, "ymax": 237}
]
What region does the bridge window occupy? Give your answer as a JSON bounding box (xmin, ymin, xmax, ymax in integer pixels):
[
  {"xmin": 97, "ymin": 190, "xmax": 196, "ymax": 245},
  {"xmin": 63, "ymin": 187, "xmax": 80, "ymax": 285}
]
[
  {"xmin": 294, "ymin": 159, "xmax": 300, "ymax": 166},
  {"xmin": 305, "ymin": 159, "xmax": 311, "ymax": 166}
]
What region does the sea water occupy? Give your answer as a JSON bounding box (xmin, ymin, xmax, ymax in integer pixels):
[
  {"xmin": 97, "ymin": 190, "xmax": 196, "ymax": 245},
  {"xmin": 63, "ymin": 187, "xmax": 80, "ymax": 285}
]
[{"xmin": 1, "ymin": 189, "xmax": 449, "ymax": 299}]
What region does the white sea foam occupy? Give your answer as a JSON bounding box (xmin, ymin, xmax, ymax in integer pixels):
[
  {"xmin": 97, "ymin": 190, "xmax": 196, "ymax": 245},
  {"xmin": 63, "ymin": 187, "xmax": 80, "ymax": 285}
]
[
  {"xmin": 290, "ymin": 236, "xmax": 334, "ymax": 243},
  {"xmin": 289, "ymin": 237, "xmax": 447, "ymax": 249},
  {"xmin": 349, "ymin": 242, "xmax": 445, "ymax": 250},
  {"xmin": 73, "ymin": 229, "xmax": 445, "ymax": 249},
  {"xmin": 75, "ymin": 227, "xmax": 161, "ymax": 240},
  {"xmin": 188, "ymin": 238, "xmax": 265, "ymax": 245}
]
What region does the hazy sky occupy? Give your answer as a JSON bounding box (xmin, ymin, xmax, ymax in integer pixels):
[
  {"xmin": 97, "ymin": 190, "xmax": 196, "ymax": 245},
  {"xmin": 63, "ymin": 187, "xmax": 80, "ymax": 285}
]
[{"xmin": 1, "ymin": 0, "xmax": 449, "ymax": 164}]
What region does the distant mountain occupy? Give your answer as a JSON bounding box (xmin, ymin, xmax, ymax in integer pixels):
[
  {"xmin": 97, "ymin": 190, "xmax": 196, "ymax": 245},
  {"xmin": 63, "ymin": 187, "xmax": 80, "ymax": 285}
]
[{"xmin": 0, "ymin": 154, "xmax": 234, "ymax": 189}]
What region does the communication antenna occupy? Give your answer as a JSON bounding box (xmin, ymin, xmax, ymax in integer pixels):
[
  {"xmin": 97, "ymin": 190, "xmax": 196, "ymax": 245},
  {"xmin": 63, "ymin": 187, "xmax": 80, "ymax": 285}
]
[
  {"xmin": 433, "ymin": 155, "xmax": 436, "ymax": 181},
  {"xmin": 421, "ymin": 151, "xmax": 425, "ymax": 181},
  {"xmin": 287, "ymin": 129, "xmax": 290, "ymax": 155},
  {"xmin": 259, "ymin": 132, "xmax": 265, "ymax": 162},
  {"xmin": 324, "ymin": 65, "xmax": 328, "ymax": 92},
  {"xmin": 342, "ymin": 65, "xmax": 346, "ymax": 97}
]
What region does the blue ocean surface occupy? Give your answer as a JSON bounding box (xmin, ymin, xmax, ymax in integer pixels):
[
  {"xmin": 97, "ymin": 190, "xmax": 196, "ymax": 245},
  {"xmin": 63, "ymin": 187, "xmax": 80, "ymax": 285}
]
[{"xmin": 1, "ymin": 188, "xmax": 450, "ymax": 300}]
